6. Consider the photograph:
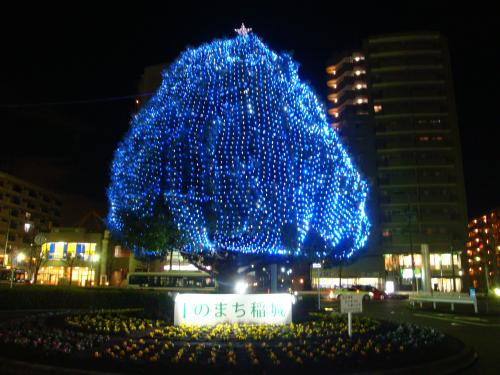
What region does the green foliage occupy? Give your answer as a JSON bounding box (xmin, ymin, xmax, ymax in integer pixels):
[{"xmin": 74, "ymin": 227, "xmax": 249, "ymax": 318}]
[{"xmin": 120, "ymin": 204, "xmax": 185, "ymax": 261}]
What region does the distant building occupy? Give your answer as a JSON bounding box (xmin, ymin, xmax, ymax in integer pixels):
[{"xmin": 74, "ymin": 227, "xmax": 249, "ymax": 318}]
[
  {"xmin": 466, "ymin": 210, "xmax": 500, "ymax": 292},
  {"xmin": 324, "ymin": 32, "xmax": 468, "ymax": 292},
  {"xmin": 108, "ymin": 246, "xmax": 198, "ymax": 287},
  {"xmin": 0, "ymin": 171, "xmax": 62, "ymax": 266},
  {"xmin": 135, "ymin": 63, "xmax": 167, "ymax": 109}
]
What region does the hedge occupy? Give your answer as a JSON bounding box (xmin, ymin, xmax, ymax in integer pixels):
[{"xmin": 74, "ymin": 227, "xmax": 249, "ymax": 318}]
[{"xmin": 0, "ymin": 285, "xmax": 174, "ymax": 319}]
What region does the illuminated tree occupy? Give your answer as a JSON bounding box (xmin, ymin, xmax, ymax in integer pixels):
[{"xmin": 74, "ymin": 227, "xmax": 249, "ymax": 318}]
[{"xmin": 107, "ymin": 30, "xmax": 370, "ymax": 269}]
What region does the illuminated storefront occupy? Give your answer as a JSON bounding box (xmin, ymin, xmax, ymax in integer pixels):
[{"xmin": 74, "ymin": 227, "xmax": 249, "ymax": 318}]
[
  {"xmin": 36, "ymin": 239, "xmax": 100, "ymax": 286},
  {"xmin": 37, "ymin": 265, "xmax": 96, "ymax": 286},
  {"xmin": 311, "ymin": 276, "xmax": 381, "ymax": 290},
  {"xmin": 384, "ymin": 253, "xmax": 462, "ymax": 292},
  {"xmin": 311, "ymin": 265, "xmax": 383, "ymax": 290}
]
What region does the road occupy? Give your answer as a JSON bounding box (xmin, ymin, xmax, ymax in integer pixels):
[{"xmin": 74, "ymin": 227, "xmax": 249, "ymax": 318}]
[{"xmin": 362, "ymin": 299, "xmax": 500, "ymax": 374}]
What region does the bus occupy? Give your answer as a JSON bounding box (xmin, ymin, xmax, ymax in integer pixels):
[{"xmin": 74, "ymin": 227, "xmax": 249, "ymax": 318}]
[{"xmin": 127, "ymin": 271, "xmax": 217, "ymax": 292}]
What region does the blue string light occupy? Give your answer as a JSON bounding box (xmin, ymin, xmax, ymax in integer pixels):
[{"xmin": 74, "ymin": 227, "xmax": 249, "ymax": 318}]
[{"xmin": 107, "ymin": 33, "xmax": 370, "ymax": 259}]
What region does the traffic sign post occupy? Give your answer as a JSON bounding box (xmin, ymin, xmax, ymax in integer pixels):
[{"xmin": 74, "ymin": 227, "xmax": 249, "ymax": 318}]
[
  {"xmin": 340, "ymin": 294, "xmax": 363, "ymax": 337},
  {"xmin": 312, "ymin": 263, "xmax": 322, "ymax": 311}
]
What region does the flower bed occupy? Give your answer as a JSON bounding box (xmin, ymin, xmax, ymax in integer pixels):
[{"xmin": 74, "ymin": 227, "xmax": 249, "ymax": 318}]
[
  {"xmin": 0, "ymin": 311, "xmax": 457, "ymax": 374},
  {"xmin": 0, "ymin": 312, "xmax": 109, "ymax": 355}
]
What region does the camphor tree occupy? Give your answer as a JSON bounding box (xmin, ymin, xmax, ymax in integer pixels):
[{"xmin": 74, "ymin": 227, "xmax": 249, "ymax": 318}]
[
  {"xmin": 119, "ymin": 202, "xmax": 185, "ymax": 271},
  {"xmin": 107, "ymin": 26, "xmax": 370, "ymax": 288}
]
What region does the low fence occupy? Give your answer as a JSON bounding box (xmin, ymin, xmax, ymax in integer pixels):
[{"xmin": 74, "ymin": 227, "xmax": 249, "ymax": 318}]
[{"xmin": 409, "ymin": 292, "xmax": 478, "ymax": 314}]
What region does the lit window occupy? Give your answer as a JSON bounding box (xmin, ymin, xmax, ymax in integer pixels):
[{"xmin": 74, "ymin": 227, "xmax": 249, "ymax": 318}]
[
  {"xmin": 334, "ymin": 112, "xmax": 339, "ymax": 118},
  {"xmin": 355, "ymin": 70, "xmax": 362, "ymax": 76},
  {"xmin": 334, "ymin": 98, "xmax": 338, "ymax": 103},
  {"xmin": 419, "ymin": 136, "xmax": 429, "ymax": 141},
  {"xmin": 382, "ymin": 229, "xmax": 391, "ymax": 237},
  {"xmin": 374, "ymin": 105, "xmax": 382, "ymax": 113},
  {"xmin": 441, "ymin": 254, "xmax": 451, "ymax": 266}
]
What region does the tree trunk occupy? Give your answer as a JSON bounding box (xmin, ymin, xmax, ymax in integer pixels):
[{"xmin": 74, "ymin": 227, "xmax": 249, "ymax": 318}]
[{"xmin": 169, "ymin": 249, "xmax": 174, "ymax": 271}]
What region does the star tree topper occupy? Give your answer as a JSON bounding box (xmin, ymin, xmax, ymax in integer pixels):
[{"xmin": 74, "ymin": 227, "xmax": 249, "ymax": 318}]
[{"xmin": 235, "ymin": 23, "xmax": 252, "ymax": 36}]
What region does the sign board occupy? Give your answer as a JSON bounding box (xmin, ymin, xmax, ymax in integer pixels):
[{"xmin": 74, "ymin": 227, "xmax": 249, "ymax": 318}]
[
  {"xmin": 469, "ymin": 288, "xmax": 476, "ymax": 298},
  {"xmin": 340, "ymin": 294, "xmax": 363, "ymax": 314},
  {"xmin": 174, "ymin": 293, "xmax": 293, "ymax": 325}
]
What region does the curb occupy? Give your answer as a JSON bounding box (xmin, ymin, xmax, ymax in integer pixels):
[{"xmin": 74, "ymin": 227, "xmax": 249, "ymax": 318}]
[{"xmin": 351, "ymin": 345, "xmax": 478, "ymax": 375}]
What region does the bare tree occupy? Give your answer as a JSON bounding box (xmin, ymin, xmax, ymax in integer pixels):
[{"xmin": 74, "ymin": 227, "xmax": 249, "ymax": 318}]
[
  {"xmin": 63, "ymin": 253, "xmax": 84, "ymax": 286},
  {"xmin": 28, "ymin": 244, "xmax": 48, "ymax": 284}
]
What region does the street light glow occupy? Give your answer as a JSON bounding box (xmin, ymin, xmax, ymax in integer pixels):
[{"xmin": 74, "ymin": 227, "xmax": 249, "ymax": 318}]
[{"xmin": 234, "ymin": 280, "xmax": 248, "ymax": 294}]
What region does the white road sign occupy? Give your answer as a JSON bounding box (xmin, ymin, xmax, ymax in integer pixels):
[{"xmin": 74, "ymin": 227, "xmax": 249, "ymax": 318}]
[{"xmin": 340, "ymin": 294, "xmax": 363, "ymax": 313}]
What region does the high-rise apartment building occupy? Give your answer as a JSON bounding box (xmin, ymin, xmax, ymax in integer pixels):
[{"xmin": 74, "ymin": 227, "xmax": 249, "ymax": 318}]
[
  {"xmin": 466, "ymin": 210, "xmax": 500, "ymax": 292},
  {"xmin": 325, "ymin": 32, "xmax": 468, "ymax": 292}
]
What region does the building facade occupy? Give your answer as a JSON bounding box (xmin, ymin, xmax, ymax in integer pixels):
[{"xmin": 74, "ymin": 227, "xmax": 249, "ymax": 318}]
[
  {"xmin": 38, "ymin": 228, "xmax": 109, "ymax": 286},
  {"xmin": 466, "ymin": 210, "xmax": 500, "ymax": 292},
  {"xmin": 324, "ymin": 32, "xmax": 468, "ymax": 292},
  {"xmin": 0, "ymin": 171, "xmax": 62, "ymax": 266}
]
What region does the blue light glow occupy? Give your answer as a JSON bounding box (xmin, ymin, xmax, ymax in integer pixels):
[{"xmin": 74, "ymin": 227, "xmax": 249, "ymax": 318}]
[{"xmin": 107, "ymin": 34, "xmax": 370, "ymax": 258}]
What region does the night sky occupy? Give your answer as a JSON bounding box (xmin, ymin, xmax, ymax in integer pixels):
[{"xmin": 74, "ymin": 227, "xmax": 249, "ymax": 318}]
[{"xmin": 0, "ymin": 3, "xmax": 498, "ymax": 218}]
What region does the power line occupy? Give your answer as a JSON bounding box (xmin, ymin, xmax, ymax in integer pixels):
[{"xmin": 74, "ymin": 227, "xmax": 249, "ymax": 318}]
[{"xmin": 0, "ymin": 92, "xmax": 154, "ymax": 109}]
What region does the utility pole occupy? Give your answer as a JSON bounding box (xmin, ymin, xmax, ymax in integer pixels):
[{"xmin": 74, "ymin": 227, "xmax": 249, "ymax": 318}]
[
  {"xmin": 450, "ymin": 245, "xmax": 457, "ymax": 292},
  {"xmin": 407, "ymin": 198, "xmax": 417, "ymax": 292},
  {"xmin": 3, "ymin": 208, "xmax": 12, "ymax": 266}
]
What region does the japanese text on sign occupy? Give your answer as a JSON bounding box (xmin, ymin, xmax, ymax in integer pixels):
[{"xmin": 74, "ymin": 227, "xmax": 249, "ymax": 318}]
[
  {"xmin": 340, "ymin": 294, "xmax": 363, "ymax": 313},
  {"xmin": 174, "ymin": 293, "xmax": 293, "ymax": 325}
]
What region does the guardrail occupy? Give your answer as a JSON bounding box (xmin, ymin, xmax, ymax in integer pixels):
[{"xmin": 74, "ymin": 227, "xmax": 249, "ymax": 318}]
[{"xmin": 409, "ymin": 293, "xmax": 478, "ymax": 314}]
